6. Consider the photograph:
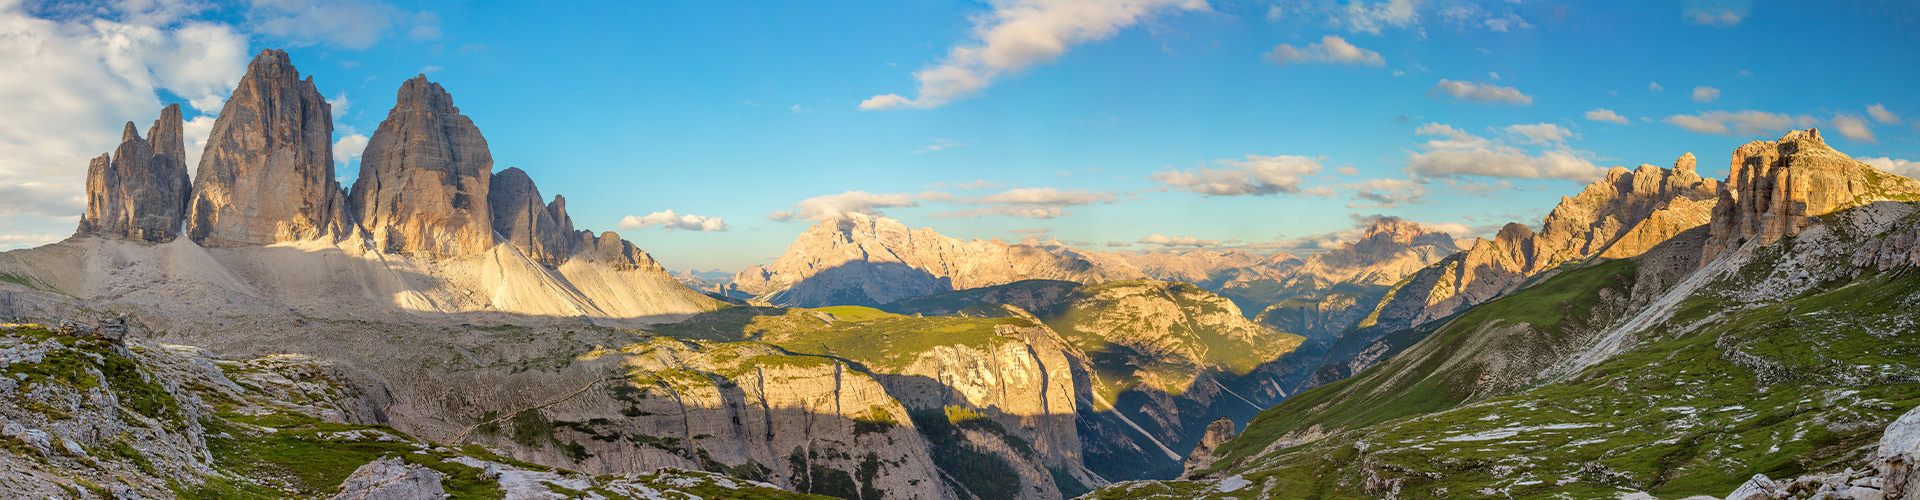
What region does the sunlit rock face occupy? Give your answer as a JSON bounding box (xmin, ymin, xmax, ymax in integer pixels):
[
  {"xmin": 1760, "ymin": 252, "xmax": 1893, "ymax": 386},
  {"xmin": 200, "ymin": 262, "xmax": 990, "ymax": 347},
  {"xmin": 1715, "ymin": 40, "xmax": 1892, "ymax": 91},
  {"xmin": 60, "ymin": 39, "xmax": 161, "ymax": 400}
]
[
  {"xmin": 186, "ymin": 49, "xmax": 352, "ymax": 247},
  {"xmin": 350, "ymin": 75, "xmax": 496, "ymax": 258},
  {"xmin": 1703, "ymin": 128, "xmax": 1920, "ymax": 262}
]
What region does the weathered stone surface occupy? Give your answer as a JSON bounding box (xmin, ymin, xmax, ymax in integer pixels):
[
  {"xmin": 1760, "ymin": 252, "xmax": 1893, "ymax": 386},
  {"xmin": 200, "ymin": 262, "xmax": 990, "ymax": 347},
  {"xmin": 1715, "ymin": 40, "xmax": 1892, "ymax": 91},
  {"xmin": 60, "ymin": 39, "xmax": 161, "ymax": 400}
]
[
  {"xmin": 77, "ymin": 104, "xmax": 192, "ymax": 243},
  {"xmin": 186, "ymin": 49, "xmax": 350, "ymax": 246},
  {"xmin": 1183, "ymin": 417, "xmax": 1238, "ymax": 476},
  {"xmin": 350, "ymin": 75, "xmax": 495, "ymax": 257},
  {"xmin": 1703, "ymin": 128, "xmax": 1920, "ymax": 262},
  {"xmin": 330, "ymin": 457, "xmax": 447, "ymax": 500},
  {"xmin": 486, "ymin": 167, "xmax": 574, "ymax": 267},
  {"xmin": 571, "ymin": 230, "xmax": 664, "ymax": 272},
  {"xmin": 1882, "ymin": 405, "xmax": 1920, "ymax": 499}
]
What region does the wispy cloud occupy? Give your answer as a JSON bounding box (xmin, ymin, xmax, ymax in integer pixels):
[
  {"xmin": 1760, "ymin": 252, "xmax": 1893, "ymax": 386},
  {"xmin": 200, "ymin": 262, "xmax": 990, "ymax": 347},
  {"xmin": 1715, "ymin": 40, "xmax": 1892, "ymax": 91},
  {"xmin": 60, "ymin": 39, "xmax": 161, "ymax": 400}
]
[
  {"xmin": 926, "ymin": 187, "xmax": 1116, "ymax": 219},
  {"xmin": 916, "ymin": 138, "xmax": 966, "ymax": 154},
  {"xmin": 1406, "ymin": 122, "xmax": 1602, "ymax": 182},
  {"xmin": 1263, "ymin": 35, "xmax": 1384, "ymax": 66},
  {"xmin": 860, "ymin": 0, "xmax": 1207, "ymax": 110},
  {"xmin": 1585, "ymin": 108, "xmax": 1629, "ymax": 125},
  {"xmin": 1684, "ymin": 8, "xmax": 1745, "ymax": 27},
  {"xmin": 1138, "ymin": 234, "xmax": 1222, "ymax": 247},
  {"xmin": 767, "ymin": 191, "xmax": 918, "ymax": 222},
  {"xmin": 1664, "ymin": 110, "xmax": 1818, "ymax": 136},
  {"xmin": 1830, "ymin": 114, "xmax": 1875, "ymax": 143},
  {"xmin": 1868, "ymin": 104, "xmax": 1902, "ymax": 125},
  {"xmin": 1691, "ymin": 86, "xmax": 1720, "ymax": 103},
  {"xmin": 1150, "ymin": 155, "xmax": 1326, "ymax": 196},
  {"xmin": 1860, "ymin": 157, "xmax": 1920, "ymax": 178},
  {"xmin": 1431, "ymin": 79, "xmax": 1533, "ymax": 105}
]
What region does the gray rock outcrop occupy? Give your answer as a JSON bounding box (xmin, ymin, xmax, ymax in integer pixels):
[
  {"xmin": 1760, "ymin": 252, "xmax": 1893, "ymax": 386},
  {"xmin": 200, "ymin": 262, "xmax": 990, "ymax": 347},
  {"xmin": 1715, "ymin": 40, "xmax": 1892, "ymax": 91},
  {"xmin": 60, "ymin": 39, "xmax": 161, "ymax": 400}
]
[
  {"xmin": 486, "ymin": 168, "xmax": 575, "ymax": 267},
  {"xmin": 350, "ymin": 76, "xmax": 495, "ymax": 257},
  {"xmin": 330, "ymin": 457, "xmax": 447, "ymax": 500},
  {"xmin": 1183, "ymin": 417, "xmax": 1238, "ymax": 476},
  {"xmin": 76, "ymin": 104, "xmax": 192, "ymax": 242},
  {"xmin": 186, "ymin": 49, "xmax": 350, "ymax": 246}
]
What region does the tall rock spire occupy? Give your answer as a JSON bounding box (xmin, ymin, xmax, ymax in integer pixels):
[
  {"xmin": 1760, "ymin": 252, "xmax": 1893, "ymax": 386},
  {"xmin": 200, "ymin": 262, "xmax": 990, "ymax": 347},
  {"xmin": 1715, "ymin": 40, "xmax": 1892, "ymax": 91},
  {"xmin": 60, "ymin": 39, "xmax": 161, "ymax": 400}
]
[
  {"xmin": 186, "ymin": 49, "xmax": 350, "ymax": 247},
  {"xmin": 349, "ymin": 75, "xmax": 495, "ymax": 257},
  {"xmin": 76, "ymin": 103, "xmax": 192, "ymax": 242}
]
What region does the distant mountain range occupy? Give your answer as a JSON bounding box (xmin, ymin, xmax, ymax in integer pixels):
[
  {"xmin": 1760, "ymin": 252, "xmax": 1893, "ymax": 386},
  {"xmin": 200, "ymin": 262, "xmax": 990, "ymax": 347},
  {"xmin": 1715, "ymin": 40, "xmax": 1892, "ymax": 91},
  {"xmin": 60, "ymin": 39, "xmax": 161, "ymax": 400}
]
[{"xmin": 4, "ymin": 49, "xmax": 1919, "ymax": 500}]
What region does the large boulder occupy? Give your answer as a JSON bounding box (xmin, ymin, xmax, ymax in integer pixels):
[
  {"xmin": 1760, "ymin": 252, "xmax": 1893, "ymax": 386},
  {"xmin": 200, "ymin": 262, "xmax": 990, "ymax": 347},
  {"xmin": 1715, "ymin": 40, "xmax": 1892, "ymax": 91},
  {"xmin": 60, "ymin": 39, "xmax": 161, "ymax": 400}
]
[
  {"xmin": 76, "ymin": 104, "xmax": 192, "ymax": 242},
  {"xmin": 186, "ymin": 49, "xmax": 350, "ymax": 247},
  {"xmin": 329, "ymin": 457, "xmax": 446, "ymax": 500},
  {"xmin": 349, "ymin": 75, "xmax": 495, "ymax": 257}
]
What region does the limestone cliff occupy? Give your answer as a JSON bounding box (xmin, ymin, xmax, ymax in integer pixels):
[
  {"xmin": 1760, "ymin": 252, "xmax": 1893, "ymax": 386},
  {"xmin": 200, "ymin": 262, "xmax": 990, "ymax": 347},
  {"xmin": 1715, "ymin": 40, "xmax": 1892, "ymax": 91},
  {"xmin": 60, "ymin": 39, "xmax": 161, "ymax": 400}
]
[
  {"xmin": 349, "ymin": 76, "xmax": 495, "ymax": 257},
  {"xmin": 186, "ymin": 49, "xmax": 351, "ymax": 247},
  {"xmin": 76, "ymin": 104, "xmax": 191, "ymax": 243},
  {"xmin": 1703, "ymin": 128, "xmax": 1920, "ymax": 261},
  {"xmin": 1361, "ymin": 154, "xmax": 1720, "ymax": 335}
]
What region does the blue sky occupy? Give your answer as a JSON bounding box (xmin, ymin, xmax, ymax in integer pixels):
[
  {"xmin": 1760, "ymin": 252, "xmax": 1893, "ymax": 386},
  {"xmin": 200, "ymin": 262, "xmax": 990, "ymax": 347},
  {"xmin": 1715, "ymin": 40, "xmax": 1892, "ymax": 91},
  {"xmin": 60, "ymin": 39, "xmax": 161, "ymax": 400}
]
[{"xmin": 2, "ymin": 0, "xmax": 1918, "ymax": 271}]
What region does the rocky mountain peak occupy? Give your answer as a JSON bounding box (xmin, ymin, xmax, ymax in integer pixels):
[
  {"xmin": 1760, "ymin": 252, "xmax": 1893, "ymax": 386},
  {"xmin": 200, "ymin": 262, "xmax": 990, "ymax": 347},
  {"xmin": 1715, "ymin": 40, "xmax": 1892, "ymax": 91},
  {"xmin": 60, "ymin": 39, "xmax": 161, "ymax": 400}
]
[
  {"xmin": 487, "ymin": 167, "xmax": 575, "ymax": 267},
  {"xmin": 1703, "ymin": 128, "xmax": 1920, "ymax": 261},
  {"xmin": 186, "ymin": 49, "xmax": 350, "ymax": 247},
  {"xmin": 76, "ymin": 104, "xmax": 192, "ymax": 243},
  {"xmin": 349, "ymin": 75, "xmax": 495, "ymax": 257}
]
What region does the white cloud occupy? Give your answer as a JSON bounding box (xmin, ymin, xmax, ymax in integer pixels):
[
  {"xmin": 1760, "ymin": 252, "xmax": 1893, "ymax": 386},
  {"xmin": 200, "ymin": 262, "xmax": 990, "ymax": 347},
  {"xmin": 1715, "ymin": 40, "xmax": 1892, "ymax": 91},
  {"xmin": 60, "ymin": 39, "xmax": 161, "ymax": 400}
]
[
  {"xmin": 766, "ymin": 191, "xmax": 919, "ymax": 222},
  {"xmin": 859, "ymin": 0, "xmax": 1207, "ymax": 110},
  {"xmin": 1329, "ymin": 0, "xmax": 1419, "ymax": 34},
  {"xmin": 1867, "ymin": 104, "xmax": 1902, "ymax": 125},
  {"xmin": 1150, "ymin": 155, "xmax": 1326, "ymax": 196},
  {"xmin": 1344, "ymin": 177, "xmax": 1429, "ymax": 208},
  {"xmin": 1830, "ymin": 114, "xmax": 1875, "ymax": 143},
  {"xmin": 1691, "ymin": 86, "xmax": 1720, "ymax": 103},
  {"xmin": 1585, "ymin": 108, "xmax": 1629, "ymax": 125},
  {"xmin": 1263, "ymin": 35, "xmax": 1384, "ymax": 66},
  {"xmin": 0, "ymin": 2, "xmax": 249, "ymax": 237},
  {"xmin": 1431, "ymin": 79, "xmax": 1532, "ymax": 105},
  {"xmin": 332, "ymin": 133, "xmax": 369, "ymax": 171},
  {"xmin": 1648, "ymin": 81, "xmax": 1664, "ymax": 92},
  {"xmin": 927, "ymin": 187, "xmax": 1116, "ymax": 219},
  {"xmin": 1406, "ymin": 122, "xmax": 1603, "ymax": 182},
  {"xmin": 916, "ymin": 138, "xmax": 965, "ymax": 154},
  {"xmin": 1439, "ymin": 4, "xmax": 1532, "ymax": 32},
  {"xmin": 1139, "ymin": 234, "xmax": 1222, "ymax": 247},
  {"xmin": 1684, "ymin": 8, "xmax": 1744, "ymax": 26},
  {"xmin": 1860, "ymin": 157, "xmax": 1920, "ymax": 178},
  {"xmin": 1503, "ymin": 123, "xmax": 1574, "ymax": 145},
  {"xmin": 246, "ymin": 0, "xmax": 439, "ymax": 49},
  {"xmin": 619, "ymin": 210, "xmax": 731, "ymax": 232},
  {"xmin": 1664, "ymin": 110, "xmax": 1817, "ymax": 136}
]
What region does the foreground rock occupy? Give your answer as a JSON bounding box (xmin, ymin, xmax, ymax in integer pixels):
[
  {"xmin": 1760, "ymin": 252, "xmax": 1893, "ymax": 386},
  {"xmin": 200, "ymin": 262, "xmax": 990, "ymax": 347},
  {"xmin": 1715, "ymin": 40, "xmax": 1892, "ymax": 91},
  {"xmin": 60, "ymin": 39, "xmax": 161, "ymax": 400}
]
[
  {"xmin": 350, "ymin": 75, "xmax": 496, "ymax": 257},
  {"xmin": 76, "ymin": 104, "xmax": 192, "ymax": 243},
  {"xmin": 330, "ymin": 457, "xmax": 447, "ymax": 500},
  {"xmin": 187, "ymin": 49, "xmax": 351, "ymax": 247}
]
